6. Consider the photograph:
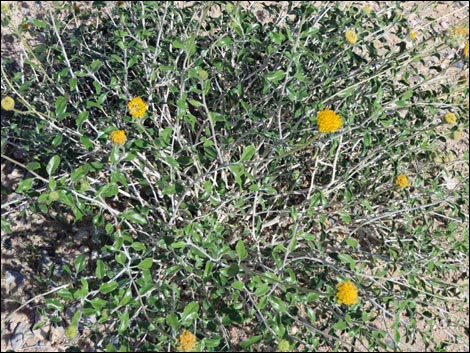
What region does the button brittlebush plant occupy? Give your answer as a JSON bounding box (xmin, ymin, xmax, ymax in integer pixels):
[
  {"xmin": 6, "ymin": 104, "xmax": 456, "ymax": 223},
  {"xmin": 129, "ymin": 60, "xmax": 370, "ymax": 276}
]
[{"xmin": 1, "ymin": 2, "xmax": 468, "ymax": 352}]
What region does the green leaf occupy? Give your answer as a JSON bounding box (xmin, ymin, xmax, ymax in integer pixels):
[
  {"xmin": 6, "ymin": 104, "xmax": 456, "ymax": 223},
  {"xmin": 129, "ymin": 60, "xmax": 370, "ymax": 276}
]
[
  {"xmin": 240, "ymin": 145, "xmax": 256, "ymax": 162},
  {"xmin": 80, "ymin": 136, "xmax": 93, "ymax": 151},
  {"xmin": 96, "ymin": 260, "xmax": 105, "ymax": 279},
  {"xmin": 26, "ymin": 162, "xmax": 41, "ymax": 171},
  {"xmin": 99, "ymin": 183, "xmax": 119, "ymax": 198},
  {"xmin": 76, "ymin": 111, "xmax": 89, "ymax": 127},
  {"xmin": 402, "ymin": 89, "xmax": 413, "ymax": 101},
  {"xmin": 16, "ymin": 178, "xmax": 34, "ymax": 193},
  {"xmin": 115, "ymin": 252, "xmax": 126, "ymax": 265},
  {"xmin": 255, "ymin": 284, "xmax": 269, "ymax": 296},
  {"xmin": 236, "ymin": 240, "xmax": 247, "ymax": 261},
  {"xmin": 32, "ymin": 19, "xmax": 49, "ymax": 28},
  {"xmin": 48, "ymin": 177, "xmax": 57, "ymax": 190},
  {"xmin": 395, "ymin": 100, "xmax": 408, "ymax": 107},
  {"xmin": 231, "ymin": 281, "xmax": 245, "ymax": 291},
  {"xmin": 111, "ymin": 170, "xmax": 128, "ymax": 188},
  {"xmin": 137, "ymin": 258, "xmax": 153, "ymax": 270},
  {"xmin": 93, "ymin": 81, "xmax": 102, "ymax": 95},
  {"xmin": 204, "ymin": 338, "xmax": 221, "ymax": 348},
  {"xmin": 62, "ymin": 264, "xmax": 72, "ymax": 276},
  {"xmin": 57, "ymin": 288, "xmax": 74, "ymax": 301},
  {"xmin": 46, "ymin": 155, "xmax": 60, "ymax": 176},
  {"xmin": 338, "ymin": 87, "xmax": 355, "ymax": 98},
  {"xmin": 338, "ymin": 254, "xmax": 356, "ymax": 270},
  {"xmin": 45, "ymin": 299, "xmax": 64, "ymax": 312},
  {"xmin": 52, "ymin": 134, "xmax": 63, "ymax": 147},
  {"xmin": 71, "ymin": 310, "xmax": 81, "ymax": 326},
  {"xmin": 266, "ymin": 70, "xmax": 285, "ymax": 83},
  {"xmin": 333, "ymin": 320, "xmax": 348, "ymax": 330},
  {"xmin": 118, "ymin": 288, "xmax": 133, "ymax": 307},
  {"xmin": 171, "ymin": 241, "xmax": 186, "ymax": 249},
  {"xmin": 90, "ymin": 59, "xmax": 103, "ymax": 72},
  {"xmin": 130, "ymin": 242, "xmax": 146, "ymax": 251},
  {"xmin": 188, "ymin": 99, "xmax": 202, "ymax": 107},
  {"xmin": 74, "ymin": 254, "xmax": 87, "ymax": 275},
  {"xmin": 69, "ymin": 78, "xmax": 78, "ymax": 91},
  {"xmin": 55, "ymin": 96, "xmax": 68, "ymax": 119},
  {"xmin": 120, "ymin": 209, "xmax": 147, "ymax": 224},
  {"xmin": 99, "ymin": 281, "xmax": 119, "ymax": 294},
  {"xmin": 71, "ymin": 165, "xmax": 89, "ymax": 183},
  {"xmin": 162, "ymin": 183, "xmax": 177, "ymax": 195},
  {"xmin": 339, "ymin": 212, "xmax": 352, "ymax": 224},
  {"xmin": 181, "ymin": 301, "xmax": 199, "ymax": 323},
  {"xmin": 239, "ymin": 335, "xmax": 262, "ymax": 348},
  {"xmin": 166, "ymin": 313, "xmax": 179, "ymax": 330},
  {"xmin": 268, "ymin": 296, "xmax": 288, "ymax": 313},
  {"xmin": 138, "ymin": 283, "xmax": 155, "ymax": 295},
  {"xmin": 216, "ymin": 36, "xmax": 233, "ymax": 47},
  {"xmin": 166, "ymin": 156, "xmax": 180, "ymax": 168},
  {"xmin": 345, "ymin": 238, "xmax": 359, "ymax": 248},
  {"xmin": 118, "ymin": 310, "xmax": 129, "ymax": 333},
  {"xmin": 110, "ymin": 144, "xmax": 120, "ymax": 164}
]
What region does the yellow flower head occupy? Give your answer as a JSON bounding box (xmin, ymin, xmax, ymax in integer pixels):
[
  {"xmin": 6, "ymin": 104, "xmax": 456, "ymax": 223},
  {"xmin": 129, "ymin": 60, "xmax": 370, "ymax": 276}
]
[
  {"xmin": 336, "ymin": 280, "xmax": 358, "ymax": 305},
  {"xmin": 395, "ymin": 174, "xmax": 409, "ymax": 189},
  {"xmin": 444, "ymin": 112, "xmax": 457, "ymax": 124},
  {"xmin": 110, "ymin": 130, "xmax": 127, "ymax": 145},
  {"xmin": 362, "ymin": 6, "xmax": 372, "ymax": 16},
  {"xmin": 409, "ymin": 30, "xmax": 417, "ymax": 40},
  {"xmin": 464, "ymin": 41, "xmax": 469, "ymax": 59},
  {"xmin": 65, "ymin": 325, "xmax": 78, "ymax": 339},
  {"xmin": 277, "ymin": 339, "xmax": 291, "ymax": 352},
  {"xmin": 345, "ymin": 30, "xmax": 358, "ymax": 44},
  {"xmin": 454, "ymin": 26, "xmax": 469, "ymax": 37},
  {"xmin": 317, "ymin": 109, "xmax": 342, "ymax": 133},
  {"xmin": 128, "ymin": 96, "xmax": 148, "ymax": 118},
  {"xmin": 2, "ymin": 96, "xmax": 15, "ymax": 110},
  {"xmin": 1, "ymin": 96, "xmax": 15, "ymax": 111},
  {"xmin": 176, "ymin": 330, "xmax": 197, "ymax": 352}
]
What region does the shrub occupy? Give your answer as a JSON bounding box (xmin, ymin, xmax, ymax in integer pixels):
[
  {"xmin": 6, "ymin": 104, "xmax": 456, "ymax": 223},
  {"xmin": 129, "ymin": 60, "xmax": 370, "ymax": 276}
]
[{"xmin": 1, "ymin": 2, "xmax": 468, "ymax": 352}]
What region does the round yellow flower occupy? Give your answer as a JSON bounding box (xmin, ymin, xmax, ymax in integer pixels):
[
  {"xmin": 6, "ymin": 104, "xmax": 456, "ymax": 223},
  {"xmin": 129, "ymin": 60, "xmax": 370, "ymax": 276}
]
[
  {"xmin": 128, "ymin": 96, "xmax": 147, "ymax": 118},
  {"xmin": 65, "ymin": 325, "xmax": 78, "ymax": 338},
  {"xmin": 110, "ymin": 130, "xmax": 127, "ymax": 145},
  {"xmin": 362, "ymin": 6, "xmax": 372, "ymax": 16},
  {"xmin": 176, "ymin": 330, "xmax": 197, "ymax": 352},
  {"xmin": 277, "ymin": 339, "xmax": 291, "ymax": 352},
  {"xmin": 1, "ymin": 96, "xmax": 15, "ymax": 111},
  {"xmin": 409, "ymin": 30, "xmax": 417, "ymax": 40},
  {"xmin": 336, "ymin": 280, "xmax": 358, "ymax": 306},
  {"xmin": 317, "ymin": 109, "xmax": 342, "ymax": 133},
  {"xmin": 345, "ymin": 30, "xmax": 358, "ymax": 45},
  {"xmin": 454, "ymin": 27, "xmax": 469, "ymax": 37},
  {"xmin": 444, "ymin": 112, "xmax": 457, "ymax": 124},
  {"xmin": 395, "ymin": 174, "xmax": 409, "ymax": 189},
  {"xmin": 464, "ymin": 41, "xmax": 469, "ymax": 59}
]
